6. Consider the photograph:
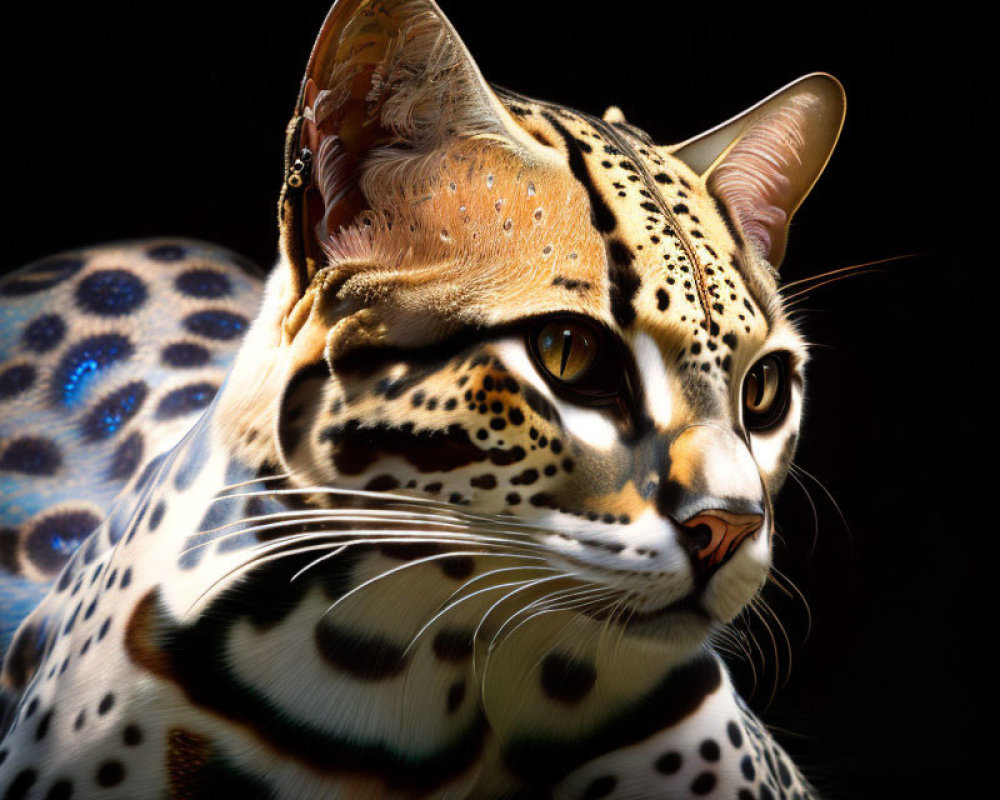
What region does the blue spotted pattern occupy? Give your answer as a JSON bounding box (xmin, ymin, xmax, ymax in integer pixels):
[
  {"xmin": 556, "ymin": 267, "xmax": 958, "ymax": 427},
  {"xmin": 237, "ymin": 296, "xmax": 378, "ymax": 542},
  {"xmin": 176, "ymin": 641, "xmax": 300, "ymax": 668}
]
[
  {"xmin": 161, "ymin": 342, "xmax": 211, "ymax": 368},
  {"xmin": 0, "ymin": 364, "xmax": 35, "ymax": 401},
  {"xmin": 51, "ymin": 334, "xmax": 133, "ymax": 406},
  {"xmin": 0, "ymin": 257, "xmax": 83, "ymax": 296},
  {"xmin": 74, "ymin": 269, "xmax": 148, "ymax": 316},
  {"xmin": 155, "ymin": 382, "xmax": 217, "ymax": 420},
  {"xmin": 175, "ymin": 269, "xmax": 232, "ymax": 299},
  {"xmin": 79, "ymin": 381, "xmax": 148, "ymax": 441},
  {"xmin": 0, "ymin": 438, "xmax": 62, "ymax": 476},
  {"xmin": 146, "ymin": 244, "xmax": 187, "ymax": 262},
  {"xmin": 183, "ymin": 310, "xmax": 248, "ymax": 341},
  {"xmin": 24, "ymin": 510, "xmax": 101, "ymax": 576},
  {"xmin": 21, "ymin": 314, "xmax": 66, "ymax": 353},
  {"xmin": 0, "ymin": 239, "xmax": 262, "ymax": 662}
]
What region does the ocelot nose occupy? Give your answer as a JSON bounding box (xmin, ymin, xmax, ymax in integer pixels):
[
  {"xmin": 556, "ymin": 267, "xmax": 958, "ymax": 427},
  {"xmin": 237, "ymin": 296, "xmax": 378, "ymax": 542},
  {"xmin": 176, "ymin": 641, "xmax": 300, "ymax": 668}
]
[
  {"xmin": 657, "ymin": 424, "xmax": 767, "ymax": 576},
  {"xmin": 678, "ymin": 510, "xmax": 765, "ymax": 574}
]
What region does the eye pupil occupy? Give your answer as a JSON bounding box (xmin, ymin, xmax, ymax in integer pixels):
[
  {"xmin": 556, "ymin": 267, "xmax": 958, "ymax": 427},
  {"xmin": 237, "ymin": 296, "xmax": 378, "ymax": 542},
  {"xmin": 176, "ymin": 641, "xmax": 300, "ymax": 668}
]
[
  {"xmin": 743, "ymin": 354, "xmax": 789, "ymax": 431},
  {"xmin": 559, "ymin": 329, "xmax": 573, "ymax": 377}
]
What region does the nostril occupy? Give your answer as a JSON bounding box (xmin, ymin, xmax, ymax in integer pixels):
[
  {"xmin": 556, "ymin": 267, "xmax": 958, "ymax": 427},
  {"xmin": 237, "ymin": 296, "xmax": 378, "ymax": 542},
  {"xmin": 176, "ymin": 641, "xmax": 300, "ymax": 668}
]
[
  {"xmin": 679, "ymin": 510, "xmax": 765, "ymax": 574},
  {"xmin": 680, "ymin": 522, "xmax": 713, "ymax": 553}
]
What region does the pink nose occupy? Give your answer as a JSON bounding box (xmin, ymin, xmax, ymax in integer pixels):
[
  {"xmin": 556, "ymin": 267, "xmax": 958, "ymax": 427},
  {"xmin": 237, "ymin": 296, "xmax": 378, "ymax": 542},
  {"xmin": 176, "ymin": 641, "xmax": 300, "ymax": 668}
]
[{"xmin": 679, "ymin": 510, "xmax": 765, "ymax": 572}]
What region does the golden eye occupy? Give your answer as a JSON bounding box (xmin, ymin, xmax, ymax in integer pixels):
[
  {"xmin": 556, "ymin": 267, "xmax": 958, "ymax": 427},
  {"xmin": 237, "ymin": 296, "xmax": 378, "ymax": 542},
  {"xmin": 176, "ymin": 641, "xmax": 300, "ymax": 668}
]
[
  {"xmin": 742, "ymin": 354, "xmax": 790, "ymax": 431},
  {"xmin": 535, "ymin": 320, "xmax": 598, "ymax": 383}
]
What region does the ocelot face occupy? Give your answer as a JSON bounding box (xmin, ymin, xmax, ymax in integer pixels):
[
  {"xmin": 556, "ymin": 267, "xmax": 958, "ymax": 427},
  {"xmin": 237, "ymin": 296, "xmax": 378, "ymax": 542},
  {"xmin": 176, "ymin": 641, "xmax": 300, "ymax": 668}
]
[{"xmin": 268, "ymin": 0, "xmax": 843, "ymax": 659}]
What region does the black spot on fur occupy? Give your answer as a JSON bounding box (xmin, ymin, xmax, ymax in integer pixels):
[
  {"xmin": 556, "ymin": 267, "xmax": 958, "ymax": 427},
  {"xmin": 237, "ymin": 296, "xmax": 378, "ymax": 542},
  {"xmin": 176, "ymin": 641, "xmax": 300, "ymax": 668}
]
[
  {"xmin": 446, "ymin": 680, "xmax": 466, "ymax": 714},
  {"xmin": 432, "ymin": 629, "xmax": 474, "ymax": 662},
  {"xmin": 314, "ymin": 622, "xmax": 408, "ymax": 681},
  {"xmin": 95, "ymin": 760, "xmax": 125, "ymax": 787},
  {"xmin": 655, "ymin": 751, "xmax": 682, "ymax": 774},
  {"xmin": 2, "ymin": 769, "xmax": 37, "ymax": 800},
  {"xmin": 582, "ymin": 776, "xmax": 616, "ymax": 799},
  {"xmin": 107, "ymin": 432, "xmax": 144, "ymax": 482},
  {"xmin": 690, "ymin": 772, "xmax": 716, "ymax": 795},
  {"xmin": 46, "ymin": 779, "xmax": 74, "ymax": 800},
  {"xmin": 505, "ymin": 655, "xmax": 722, "ymax": 784},
  {"xmin": 322, "ymin": 421, "xmax": 525, "ymax": 475},
  {"xmin": 541, "ymin": 653, "xmax": 596, "ymax": 704},
  {"xmin": 728, "ymin": 720, "xmax": 744, "ymax": 748},
  {"xmin": 607, "ymin": 240, "xmax": 640, "ymax": 327}
]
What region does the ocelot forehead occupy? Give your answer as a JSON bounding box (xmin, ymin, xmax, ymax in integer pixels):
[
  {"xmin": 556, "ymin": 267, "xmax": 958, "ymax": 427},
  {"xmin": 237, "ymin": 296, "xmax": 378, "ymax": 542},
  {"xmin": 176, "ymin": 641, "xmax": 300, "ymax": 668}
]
[
  {"xmin": 333, "ymin": 99, "xmax": 773, "ymax": 398},
  {"xmin": 510, "ymin": 102, "xmax": 773, "ymax": 374}
]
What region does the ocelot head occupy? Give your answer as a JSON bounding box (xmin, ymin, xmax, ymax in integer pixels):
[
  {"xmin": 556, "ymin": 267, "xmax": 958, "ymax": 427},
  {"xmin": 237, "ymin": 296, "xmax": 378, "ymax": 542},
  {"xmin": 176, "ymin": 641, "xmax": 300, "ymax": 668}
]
[{"xmin": 225, "ymin": 0, "xmax": 844, "ymax": 718}]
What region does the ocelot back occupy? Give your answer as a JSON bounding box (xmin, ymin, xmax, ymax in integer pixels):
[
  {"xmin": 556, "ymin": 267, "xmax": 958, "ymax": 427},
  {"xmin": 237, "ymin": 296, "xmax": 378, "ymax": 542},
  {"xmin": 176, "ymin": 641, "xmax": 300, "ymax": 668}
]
[{"xmin": 0, "ymin": 1, "xmax": 844, "ymax": 797}]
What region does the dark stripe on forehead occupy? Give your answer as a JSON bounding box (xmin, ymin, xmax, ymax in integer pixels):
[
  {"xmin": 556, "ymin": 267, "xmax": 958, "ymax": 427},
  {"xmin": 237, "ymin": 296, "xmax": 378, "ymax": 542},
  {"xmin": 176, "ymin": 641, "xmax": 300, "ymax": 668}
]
[
  {"xmin": 586, "ymin": 114, "xmax": 716, "ymax": 329},
  {"xmin": 607, "ymin": 240, "xmax": 640, "ymax": 328},
  {"xmin": 542, "ymin": 112, "xmax": 617, "ymax": 234}
]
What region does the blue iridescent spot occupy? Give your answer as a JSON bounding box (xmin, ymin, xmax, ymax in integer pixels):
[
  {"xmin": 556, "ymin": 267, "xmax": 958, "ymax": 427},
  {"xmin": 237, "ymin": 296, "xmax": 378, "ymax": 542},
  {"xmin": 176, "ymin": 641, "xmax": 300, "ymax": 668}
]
[
  {"xmin": 0, "ymin": 364, "xmax": 36, "ymax": 401},
  {"xmin": 155, "ymin": 382, "xmax": 217, "ymax": 420},
  {"xmin": 183, "ymin": 310, "xmax": 248, "ymax": 341},
  {"xmin": 161, "ymin": 342, "xmax": 210, "ymax": 368},
  {"xmin": 175, "ymin": 269, "xmax": 232, "ymax": 299},
  {"xmin": 75, "ymin": 269, "xmax": 148, "ymax": 316},
  {"xmin": 81, "ymin": 381, "xmax": 148, "ymax": 441},
  {"xmin": 147, "ymin": 244, "xmax": 186, "ymax": 262},
  {"xmin": 52, "ymin": 334, "xmax": 133, "ymax": 406},
  {"xmin": 22, "ymin": 314, "xmax": 66, "ymax": 353},
  {"xmin": 1, "ymin": 256, "xmax": 84, "ymax": 296},
  {"xmin": 0, "ymin": 437, "xmax": 62, "ymax": 476}
]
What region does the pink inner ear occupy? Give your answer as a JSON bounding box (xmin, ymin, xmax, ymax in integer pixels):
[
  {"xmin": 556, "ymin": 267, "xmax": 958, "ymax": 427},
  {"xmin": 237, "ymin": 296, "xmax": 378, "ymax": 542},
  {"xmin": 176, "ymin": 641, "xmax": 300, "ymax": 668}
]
[{"xmin": 708, "ymin": 95, "xmax": 818, "ymax": 262}]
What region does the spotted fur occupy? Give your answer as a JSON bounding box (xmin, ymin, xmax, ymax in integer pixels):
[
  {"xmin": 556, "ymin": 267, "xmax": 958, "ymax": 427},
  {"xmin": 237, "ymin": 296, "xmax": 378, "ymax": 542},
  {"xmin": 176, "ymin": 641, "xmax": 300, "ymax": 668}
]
[{"xmin": 0, "ymin": 1, "xmax": 844, "ymax": 797}]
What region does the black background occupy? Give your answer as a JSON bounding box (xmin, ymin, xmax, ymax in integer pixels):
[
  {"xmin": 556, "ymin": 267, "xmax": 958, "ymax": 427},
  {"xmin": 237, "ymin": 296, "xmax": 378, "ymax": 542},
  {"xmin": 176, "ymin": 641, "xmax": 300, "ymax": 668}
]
[{"xmin": 0, "ymin": 2, "xmax": 986, "ymax": 797}]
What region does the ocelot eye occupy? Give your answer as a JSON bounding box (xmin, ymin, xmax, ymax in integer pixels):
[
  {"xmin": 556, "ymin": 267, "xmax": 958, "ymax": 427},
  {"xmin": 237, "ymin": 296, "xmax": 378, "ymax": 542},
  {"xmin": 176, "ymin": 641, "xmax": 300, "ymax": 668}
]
[
  {"xmin": 529, "ymin": 317, "xmax": 623, "ymax": 404},
  {"xmin": 742, "ymin": 354, "xmax": 790, "ymax": 432}
]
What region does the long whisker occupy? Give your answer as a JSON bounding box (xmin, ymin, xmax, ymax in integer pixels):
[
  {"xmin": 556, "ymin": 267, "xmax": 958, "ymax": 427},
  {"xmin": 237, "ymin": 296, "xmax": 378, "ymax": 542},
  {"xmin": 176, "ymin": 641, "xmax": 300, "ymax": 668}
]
[
  {"xmin": 401, "ymin": 569, "xmax": 561, "ymax": 658},
  {"xmin": 488, "ymin": 584, "xmax": 611, "ymax": 654},
  {"xmin": 786, "ymin": 469, "xmax": 820, "ymax": 557},
  {"xmin": 186, "ymin": 534, "xmax": 540, "ymax": 614},
  {"xmin": 791, "ymin": 463, "xmax": 853, "ymax": 555},
  {"xmin": 180, "ymin": 517, "xmax": 549, "ymax": 562},
  {"xmin": 780, "ymin": 253, "xmax": 918, "ymax": 292},
  {"xmin": 188, "ymin": 506, "xmax": 543, "ymax": 547},
  {"xmin": 216, "ymin": 486, "xmax": 547, "ymax": 531}
]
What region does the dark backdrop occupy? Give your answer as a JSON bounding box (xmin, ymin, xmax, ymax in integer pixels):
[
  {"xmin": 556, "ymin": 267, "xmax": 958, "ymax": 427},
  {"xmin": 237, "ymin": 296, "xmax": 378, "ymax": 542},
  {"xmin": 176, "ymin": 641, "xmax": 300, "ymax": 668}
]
[{"xmin": 0, "ymin": 2, "xmax": 985, "ymax": 797}]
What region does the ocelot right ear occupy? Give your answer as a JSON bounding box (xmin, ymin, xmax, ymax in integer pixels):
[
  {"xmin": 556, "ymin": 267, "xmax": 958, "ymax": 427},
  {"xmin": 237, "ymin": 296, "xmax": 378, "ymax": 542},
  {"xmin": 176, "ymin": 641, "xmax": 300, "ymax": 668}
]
[
  {"xmin": 669, "ymin": 74, "xmax": 846, "ymax": 268},
  {"xmin": 278, "ymin": 0, "xmax": 546, "ymax": 296}
]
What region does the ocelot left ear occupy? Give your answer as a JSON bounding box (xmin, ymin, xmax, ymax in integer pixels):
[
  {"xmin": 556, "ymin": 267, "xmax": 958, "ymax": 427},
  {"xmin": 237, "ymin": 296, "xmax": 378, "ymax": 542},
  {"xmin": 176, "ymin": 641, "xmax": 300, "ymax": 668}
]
[
  {"xmin": 277, "ymin": 0, "xmax": 546, "ymax": 296},
  {"xmin": 670, "ymin": 73, "xmax": 845, "ymax": 267}
]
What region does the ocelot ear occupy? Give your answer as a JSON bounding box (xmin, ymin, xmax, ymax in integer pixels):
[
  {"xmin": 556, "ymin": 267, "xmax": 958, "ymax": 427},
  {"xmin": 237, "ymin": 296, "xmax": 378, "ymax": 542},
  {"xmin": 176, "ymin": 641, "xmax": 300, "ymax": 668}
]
[
  {"xmin": 278, "ymin": 0, "xmax": 541, "ymax": 295},
  {"xmin": 670, "ymin": 74, "xmax": 845, "ymax": 267}
]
